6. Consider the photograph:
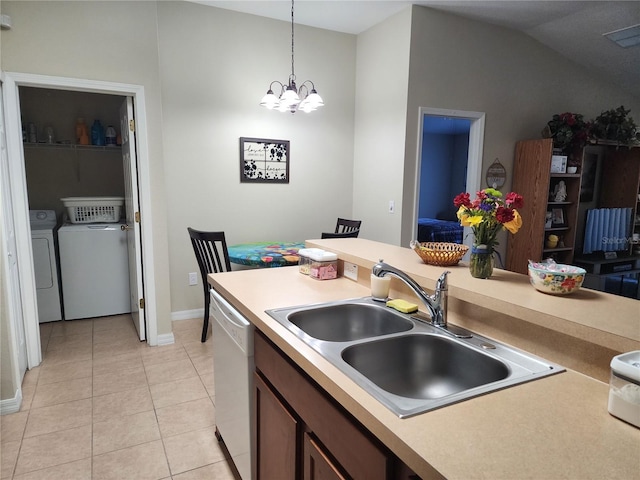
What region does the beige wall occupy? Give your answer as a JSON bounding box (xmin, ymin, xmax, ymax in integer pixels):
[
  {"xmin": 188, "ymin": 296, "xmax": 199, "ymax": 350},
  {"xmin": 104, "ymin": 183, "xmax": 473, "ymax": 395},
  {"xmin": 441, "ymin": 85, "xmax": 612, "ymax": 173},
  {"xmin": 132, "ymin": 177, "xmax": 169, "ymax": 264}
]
[
  {"xmin": 1, "ymin": 1, "xmax": 172, "ymax": 335},
  {"xmin": 1, "ymin": 1, "xmax": 639, "ymax": 331},
  {"xmin": 156, "ymin": 2, "xmax": 356, "ymax": 312},
  {"xmin": 400, "ymin": 5, "xmax": 640, "ymax": 249}
]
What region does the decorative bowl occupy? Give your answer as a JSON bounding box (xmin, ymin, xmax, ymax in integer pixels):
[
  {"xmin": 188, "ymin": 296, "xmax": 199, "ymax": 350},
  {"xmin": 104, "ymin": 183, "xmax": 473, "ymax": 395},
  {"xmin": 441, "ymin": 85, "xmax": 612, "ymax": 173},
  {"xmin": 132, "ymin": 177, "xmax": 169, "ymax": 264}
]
[
  {"xmin": 528, "ymin": 261, "xmax": 586, "ymax": 295},
  {"xmin": 410, "ymin": 240, "xmax": 469, "ymax": 266}
]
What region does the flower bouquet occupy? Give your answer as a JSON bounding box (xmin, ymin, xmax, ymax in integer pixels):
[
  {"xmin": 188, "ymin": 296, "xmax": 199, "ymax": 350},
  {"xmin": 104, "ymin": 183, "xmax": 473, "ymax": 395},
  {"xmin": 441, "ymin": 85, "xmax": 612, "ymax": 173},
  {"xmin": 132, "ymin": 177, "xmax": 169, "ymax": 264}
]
[{"xmin": 453, "ymin": 188, "xmax": 524, "ymax": 278}]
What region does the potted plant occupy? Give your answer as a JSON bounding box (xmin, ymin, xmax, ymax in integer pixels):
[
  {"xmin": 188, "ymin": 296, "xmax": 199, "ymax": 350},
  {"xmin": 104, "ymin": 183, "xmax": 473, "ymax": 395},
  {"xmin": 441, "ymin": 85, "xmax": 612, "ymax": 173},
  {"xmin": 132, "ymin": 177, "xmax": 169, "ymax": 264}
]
[
  {"xmin": 542, "ymin": 112, "xmax": 592, "ymax": 155},
  {"xmin": 591, "ymin": 106, "xmax": 640, "ymax": 147}
]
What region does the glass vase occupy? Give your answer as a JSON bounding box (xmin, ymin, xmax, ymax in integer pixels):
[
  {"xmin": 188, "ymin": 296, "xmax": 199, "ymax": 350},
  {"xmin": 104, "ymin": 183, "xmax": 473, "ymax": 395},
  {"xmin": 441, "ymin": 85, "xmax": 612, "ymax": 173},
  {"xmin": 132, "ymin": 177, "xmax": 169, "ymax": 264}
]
[{"xmin": 470, "ymin": 244, "xmax": 494, "ymax": 279}]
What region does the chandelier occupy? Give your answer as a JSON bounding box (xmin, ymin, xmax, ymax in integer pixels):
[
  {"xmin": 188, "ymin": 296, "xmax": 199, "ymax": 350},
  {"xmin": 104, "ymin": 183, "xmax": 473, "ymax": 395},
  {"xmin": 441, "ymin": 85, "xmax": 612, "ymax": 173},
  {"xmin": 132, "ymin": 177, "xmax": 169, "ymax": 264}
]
[{"xmin": 260, "ymin": 0, "xmax": 324, "ymax": 114}]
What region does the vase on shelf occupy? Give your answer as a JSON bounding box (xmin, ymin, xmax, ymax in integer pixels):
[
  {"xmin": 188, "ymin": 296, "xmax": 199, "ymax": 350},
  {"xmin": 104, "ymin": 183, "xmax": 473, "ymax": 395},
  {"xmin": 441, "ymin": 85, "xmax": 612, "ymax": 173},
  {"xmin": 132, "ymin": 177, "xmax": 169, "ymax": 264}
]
[{"xmin": 469, "ymin": 244, "xmax": 494, "ymax": 279}]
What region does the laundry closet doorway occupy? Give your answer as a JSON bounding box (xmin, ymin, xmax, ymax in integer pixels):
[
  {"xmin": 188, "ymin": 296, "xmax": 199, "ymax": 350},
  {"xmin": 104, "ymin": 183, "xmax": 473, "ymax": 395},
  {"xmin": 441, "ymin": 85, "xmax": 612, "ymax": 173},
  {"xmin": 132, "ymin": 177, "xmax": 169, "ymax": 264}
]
[{"xmin": 2, "ymin": 72, "xmax": 157, "ymax": 368}]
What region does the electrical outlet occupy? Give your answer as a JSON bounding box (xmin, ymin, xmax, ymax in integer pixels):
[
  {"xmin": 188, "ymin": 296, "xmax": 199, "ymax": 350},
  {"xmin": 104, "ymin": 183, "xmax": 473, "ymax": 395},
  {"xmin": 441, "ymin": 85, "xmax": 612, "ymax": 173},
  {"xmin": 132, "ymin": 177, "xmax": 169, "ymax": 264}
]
[
  {"xmin": 388, "ymin": 200, "xmax": 395, "ymax": 214},
  {"xmin": 188, "ymin": 272, "xmax": 198, "ymax": 286},
  {"xmin": 343, "ymin": 262, "xmax": 358, "ymax": 281}
]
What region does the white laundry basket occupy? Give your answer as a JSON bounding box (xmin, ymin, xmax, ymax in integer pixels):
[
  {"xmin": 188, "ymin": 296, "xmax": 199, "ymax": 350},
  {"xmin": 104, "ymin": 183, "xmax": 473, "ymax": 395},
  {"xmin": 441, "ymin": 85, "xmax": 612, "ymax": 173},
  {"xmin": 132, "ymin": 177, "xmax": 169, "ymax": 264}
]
[{"xmin": 61, "ymin": 197, "xmax": 124, "ymax": 223}]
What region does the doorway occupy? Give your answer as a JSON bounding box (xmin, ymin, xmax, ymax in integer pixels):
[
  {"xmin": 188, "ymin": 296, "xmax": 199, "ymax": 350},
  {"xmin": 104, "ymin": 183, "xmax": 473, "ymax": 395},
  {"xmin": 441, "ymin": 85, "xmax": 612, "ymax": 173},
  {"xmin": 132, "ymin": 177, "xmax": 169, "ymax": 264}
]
[
  {"xmin": 2, "ymin": 72, "xmax": 158, "ymax": 369},
  {"xmin": 414, "ymin": 107, "xmax": 485, "ymax": 253}
]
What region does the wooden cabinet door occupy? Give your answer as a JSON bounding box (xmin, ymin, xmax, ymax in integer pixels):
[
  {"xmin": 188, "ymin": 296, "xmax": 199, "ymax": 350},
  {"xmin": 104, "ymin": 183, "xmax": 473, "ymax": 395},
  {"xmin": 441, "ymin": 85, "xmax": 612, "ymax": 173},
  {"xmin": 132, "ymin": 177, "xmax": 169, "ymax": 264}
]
[
  {"xmin": 255, "ymin": 372, "xmax": 298, "ymax": 480},
  {"xmin": 303, "ymin": 432, "xmax": 347, "ymax": 480}
]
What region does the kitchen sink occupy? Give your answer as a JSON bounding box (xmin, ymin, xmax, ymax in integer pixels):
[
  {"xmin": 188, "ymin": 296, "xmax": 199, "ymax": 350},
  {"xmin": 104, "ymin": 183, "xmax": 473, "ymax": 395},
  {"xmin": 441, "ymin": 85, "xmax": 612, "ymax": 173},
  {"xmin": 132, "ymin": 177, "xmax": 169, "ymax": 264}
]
[
  {"xmin": 342, "ymin": 334, "xmax": 509, "ymax": 399},
  {"xmin": 287, "ymin": 303, "xmax": 413, "ymax": 342},
  {"xmin": 266, "ymin": 298, "xmax": 564, "ymax": 418}
]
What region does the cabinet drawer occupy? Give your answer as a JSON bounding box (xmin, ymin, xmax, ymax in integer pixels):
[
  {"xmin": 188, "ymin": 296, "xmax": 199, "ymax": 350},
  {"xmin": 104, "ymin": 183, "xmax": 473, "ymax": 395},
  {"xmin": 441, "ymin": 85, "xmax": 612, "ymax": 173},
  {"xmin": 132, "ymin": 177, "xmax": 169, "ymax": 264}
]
[{"xmin": 255, "ymin": 331, "xmax": 391, "ymax": 480}]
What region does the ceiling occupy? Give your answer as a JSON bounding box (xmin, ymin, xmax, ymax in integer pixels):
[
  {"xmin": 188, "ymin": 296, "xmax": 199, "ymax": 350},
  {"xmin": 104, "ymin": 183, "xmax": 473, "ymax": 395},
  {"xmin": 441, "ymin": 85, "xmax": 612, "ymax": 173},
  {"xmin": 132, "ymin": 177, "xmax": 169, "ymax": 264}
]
[{"xmin": 192, "ymin": 1, "xmax": 640, "ymax": 99}]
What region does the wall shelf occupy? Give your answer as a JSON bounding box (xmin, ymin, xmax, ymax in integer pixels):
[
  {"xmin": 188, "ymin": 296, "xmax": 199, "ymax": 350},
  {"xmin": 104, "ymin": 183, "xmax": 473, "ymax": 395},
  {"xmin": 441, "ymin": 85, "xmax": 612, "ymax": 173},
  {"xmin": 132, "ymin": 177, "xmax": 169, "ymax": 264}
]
[{"xmin": 23, "ymin": 142, "xmax": 121, "ymax": 152}]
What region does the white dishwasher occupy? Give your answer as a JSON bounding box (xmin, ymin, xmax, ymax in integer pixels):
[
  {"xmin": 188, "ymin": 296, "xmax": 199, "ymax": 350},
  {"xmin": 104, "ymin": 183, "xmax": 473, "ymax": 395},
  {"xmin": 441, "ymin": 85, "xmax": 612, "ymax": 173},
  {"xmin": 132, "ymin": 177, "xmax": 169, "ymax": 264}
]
[{"xmin": 210, "ymin": 288, "xmax": 255, "ymax": 480}]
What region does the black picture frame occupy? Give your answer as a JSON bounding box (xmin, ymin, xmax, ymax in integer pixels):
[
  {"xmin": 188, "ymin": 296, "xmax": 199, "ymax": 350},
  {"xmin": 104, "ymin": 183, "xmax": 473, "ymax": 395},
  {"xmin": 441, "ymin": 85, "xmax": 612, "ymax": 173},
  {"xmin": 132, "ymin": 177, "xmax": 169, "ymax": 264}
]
[
  {"xmin": 240, "ymin": 137, "xmax": 290, "ymax": 183},
  {"xmin": 551, "ymin": 208, "xmax": 565, "ymax": 226}
]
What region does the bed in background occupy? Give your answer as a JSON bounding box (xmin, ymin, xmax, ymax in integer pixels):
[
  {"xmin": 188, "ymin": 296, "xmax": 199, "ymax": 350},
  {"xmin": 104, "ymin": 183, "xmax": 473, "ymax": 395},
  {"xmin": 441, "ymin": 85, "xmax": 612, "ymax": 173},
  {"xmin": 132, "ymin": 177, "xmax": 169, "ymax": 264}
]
[{"xmin": 417, "ymin": 218, "xmax": 463, "ymax": 244}]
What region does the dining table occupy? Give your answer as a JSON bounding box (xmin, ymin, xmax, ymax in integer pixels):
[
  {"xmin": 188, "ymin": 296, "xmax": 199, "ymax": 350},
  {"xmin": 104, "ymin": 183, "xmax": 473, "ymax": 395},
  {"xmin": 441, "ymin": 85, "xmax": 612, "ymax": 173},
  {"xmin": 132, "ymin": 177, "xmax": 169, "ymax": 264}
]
[{"xmin": 227, "ymin": 241, "xmax": 305, "ymax": 268}]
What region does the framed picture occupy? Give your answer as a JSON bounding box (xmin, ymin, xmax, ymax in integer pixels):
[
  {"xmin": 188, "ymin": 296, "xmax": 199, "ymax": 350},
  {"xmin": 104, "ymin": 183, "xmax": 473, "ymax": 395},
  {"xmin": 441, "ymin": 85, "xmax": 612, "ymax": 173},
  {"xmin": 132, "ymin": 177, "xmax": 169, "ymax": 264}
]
[
  {"xmin": 550, "ymin": 155, "xmax": 567, "ymax": 174},
  {"xmin": 551, "ymin": 208, "xmax": 565, "ymax": 226},
  {"xmin": 240, "ymin": 137, "xmax": 290, "ymax": 183}
]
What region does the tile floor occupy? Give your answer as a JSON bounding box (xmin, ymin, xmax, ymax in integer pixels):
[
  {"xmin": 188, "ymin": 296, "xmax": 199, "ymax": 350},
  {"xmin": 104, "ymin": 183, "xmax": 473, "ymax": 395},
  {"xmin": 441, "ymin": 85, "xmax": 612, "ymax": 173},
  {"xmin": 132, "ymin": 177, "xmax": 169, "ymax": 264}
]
[{"xmin": 0, "ymin": 315, "xmax": 236, "ymax": 480}]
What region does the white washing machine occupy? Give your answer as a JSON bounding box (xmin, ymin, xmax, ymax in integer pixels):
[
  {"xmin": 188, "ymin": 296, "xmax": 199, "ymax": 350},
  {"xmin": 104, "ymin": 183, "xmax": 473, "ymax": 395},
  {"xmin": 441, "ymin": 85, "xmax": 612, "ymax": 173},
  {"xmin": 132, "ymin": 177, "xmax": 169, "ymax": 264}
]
[{"xmin": 29, "ymin": 210, "xmax": 63, "ymax": 323}]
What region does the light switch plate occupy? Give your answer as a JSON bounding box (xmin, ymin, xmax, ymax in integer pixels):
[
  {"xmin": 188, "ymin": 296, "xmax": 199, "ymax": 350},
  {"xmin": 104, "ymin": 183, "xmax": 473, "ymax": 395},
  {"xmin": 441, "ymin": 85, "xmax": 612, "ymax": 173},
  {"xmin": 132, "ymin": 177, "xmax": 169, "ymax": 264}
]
[{"xmin": 344, "ymin": 262, "xmax": 358, "ymax": 281}]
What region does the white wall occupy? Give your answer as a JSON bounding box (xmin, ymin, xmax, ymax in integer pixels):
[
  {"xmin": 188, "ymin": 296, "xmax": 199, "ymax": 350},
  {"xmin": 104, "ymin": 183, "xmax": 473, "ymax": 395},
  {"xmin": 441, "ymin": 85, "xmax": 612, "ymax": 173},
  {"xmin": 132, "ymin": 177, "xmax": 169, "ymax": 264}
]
[
  {"xmin": 156, "ymin": 2, "xmax": 356, "ymax": 312},
  {"xmin": 1, "ymin": 1, "xmax": 173, "ymax": 335}
]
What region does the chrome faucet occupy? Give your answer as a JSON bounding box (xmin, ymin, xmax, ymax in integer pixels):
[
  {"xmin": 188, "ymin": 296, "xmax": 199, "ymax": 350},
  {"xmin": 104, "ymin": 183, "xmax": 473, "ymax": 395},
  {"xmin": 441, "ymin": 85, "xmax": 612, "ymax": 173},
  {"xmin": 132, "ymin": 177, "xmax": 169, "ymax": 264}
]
[{"xmin": 372, "ymin": 260, "xmax": 450, "ymax": 327}]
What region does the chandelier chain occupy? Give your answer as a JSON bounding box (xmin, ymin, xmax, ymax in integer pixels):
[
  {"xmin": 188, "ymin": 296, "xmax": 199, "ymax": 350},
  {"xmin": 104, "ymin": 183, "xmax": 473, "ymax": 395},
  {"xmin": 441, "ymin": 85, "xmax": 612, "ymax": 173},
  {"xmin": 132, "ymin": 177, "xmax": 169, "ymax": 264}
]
[{"xmin": 290, "ymin": 0, "xmax": 295, "ymax": 79}]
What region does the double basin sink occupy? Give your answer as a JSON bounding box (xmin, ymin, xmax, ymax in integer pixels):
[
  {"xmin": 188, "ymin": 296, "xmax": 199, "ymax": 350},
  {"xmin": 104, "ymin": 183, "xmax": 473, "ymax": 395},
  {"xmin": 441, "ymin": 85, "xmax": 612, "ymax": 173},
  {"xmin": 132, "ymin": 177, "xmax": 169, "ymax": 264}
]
[{"xmin": 267, "ymin": 298, "xmax": 564, "ymax": 418}]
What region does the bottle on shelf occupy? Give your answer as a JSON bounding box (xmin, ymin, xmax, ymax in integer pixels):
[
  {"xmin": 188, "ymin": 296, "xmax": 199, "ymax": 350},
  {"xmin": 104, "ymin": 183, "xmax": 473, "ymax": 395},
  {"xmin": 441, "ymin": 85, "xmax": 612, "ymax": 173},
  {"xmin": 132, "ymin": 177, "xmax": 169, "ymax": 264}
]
[
  {"xmin": 105, "ymin": 125, "xmax": 117, "ymax": 146},
  {"xmin": 76, "ymin": 118, "xmax": 89, "ymax": 145},
  {"xmin": 91, "ymin": 119, "xmax": 105, "ymax": 146}
]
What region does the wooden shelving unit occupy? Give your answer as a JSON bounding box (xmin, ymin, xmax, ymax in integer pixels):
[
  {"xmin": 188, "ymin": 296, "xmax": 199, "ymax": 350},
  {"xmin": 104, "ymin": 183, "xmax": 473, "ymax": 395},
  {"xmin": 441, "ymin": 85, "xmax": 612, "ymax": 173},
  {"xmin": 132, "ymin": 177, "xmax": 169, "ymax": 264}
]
[{"xmin": 506, "ymin": 138, "xmax": 583, "ymax": 274}]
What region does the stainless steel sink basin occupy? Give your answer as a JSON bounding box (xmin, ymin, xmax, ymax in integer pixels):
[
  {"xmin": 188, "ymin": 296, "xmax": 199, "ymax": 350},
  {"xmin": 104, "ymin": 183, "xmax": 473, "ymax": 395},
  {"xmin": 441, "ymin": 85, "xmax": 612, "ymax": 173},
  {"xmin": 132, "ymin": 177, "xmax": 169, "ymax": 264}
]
[
  {"xmin": 266, "ymin": 298, "xmax": 564, "ymax": 418},
  {"xmin": 342, "ymin": 334, "xmax": 509, "ymax": 399},
  {"xmin": 287, "ymin": 303, "xmax": 413, "ymax": 342}
]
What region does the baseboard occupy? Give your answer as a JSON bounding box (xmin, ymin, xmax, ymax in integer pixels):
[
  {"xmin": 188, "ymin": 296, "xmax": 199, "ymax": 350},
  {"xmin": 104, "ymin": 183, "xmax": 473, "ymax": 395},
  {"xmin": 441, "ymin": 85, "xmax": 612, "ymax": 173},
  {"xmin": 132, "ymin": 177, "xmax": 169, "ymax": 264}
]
[
  {"xmin": 171, "ymin": 308, "xmax": 204, "ymax": 321},
  {"xmin": 156, "ymin": 332, "xmax": 175, "ymax": 346},
  {"xmin": 0, "ymin": 389, "xmax": 22, "ymax": 415}
]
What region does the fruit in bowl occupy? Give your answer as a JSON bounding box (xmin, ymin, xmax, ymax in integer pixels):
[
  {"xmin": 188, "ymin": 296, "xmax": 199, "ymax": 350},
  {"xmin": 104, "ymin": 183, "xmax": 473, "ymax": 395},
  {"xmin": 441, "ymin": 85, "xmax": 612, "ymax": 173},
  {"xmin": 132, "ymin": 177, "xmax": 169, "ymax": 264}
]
[{"xmin": 528, "ymin": 260, "xmax": 586, "ymax": 295}]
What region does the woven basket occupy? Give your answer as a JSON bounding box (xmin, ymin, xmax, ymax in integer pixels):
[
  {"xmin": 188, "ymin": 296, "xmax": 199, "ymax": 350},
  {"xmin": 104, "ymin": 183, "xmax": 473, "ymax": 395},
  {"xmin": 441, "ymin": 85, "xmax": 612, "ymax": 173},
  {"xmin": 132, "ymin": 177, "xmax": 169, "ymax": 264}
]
[{"xmin": 411, "ymin": 241, "xmax": 469, "ymax": 266}]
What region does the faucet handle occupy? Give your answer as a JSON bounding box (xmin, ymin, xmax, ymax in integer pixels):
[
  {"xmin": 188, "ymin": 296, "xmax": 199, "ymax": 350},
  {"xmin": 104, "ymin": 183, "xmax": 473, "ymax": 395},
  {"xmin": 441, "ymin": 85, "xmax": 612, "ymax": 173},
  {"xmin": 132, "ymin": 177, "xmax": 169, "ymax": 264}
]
[{"xmin": 436, "ymin": 270, "xmax": 450, "ymax": 290}]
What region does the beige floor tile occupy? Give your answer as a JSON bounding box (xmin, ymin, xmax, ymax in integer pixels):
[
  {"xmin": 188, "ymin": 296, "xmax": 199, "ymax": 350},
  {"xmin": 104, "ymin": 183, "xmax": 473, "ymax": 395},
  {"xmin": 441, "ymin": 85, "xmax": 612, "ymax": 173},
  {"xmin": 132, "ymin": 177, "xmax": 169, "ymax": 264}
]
[
  {"xmin": 46, "ymin": 332, "xmax": 93, "ymax": 352},
  {"xmin": 93, "ymin": 350, "xmax": 142, "ymax": 370},
  {"xmin": 156, "ymin": 397, "xmax": 215, "ymax": 438},
  {"xmin": 31, "ymin": 377, "xmax": 92, "ymax": 409},
  {"xmin": 38, "ymin": 359, "xmax": 93, "ymax": 386},
  {"xmin": 19, "ymin": 384, "xmax": 36, "ymax": 412},
  {"xmin": 183, "ymin": 341, "xmax": 213, "ymax": 359},
  {"xmin": 150, "ymin": 377, "xmax": 208, "ymax": 409},
  {"xmin": 93, "ymin": 327, "xmax": 140, "ymax": 346},
  {"xmin": 163, "ymin": 426, "xmax": 225, "ymax": 475},
  {"xmin": 21, "ymin": 368, "xmax": 40, "ymax": 387},
  {"xmin": 145, "ymin": 358, "xmax": 198, "ymax": 386},
  {"xmin": 200, "ymin": 372, "xmax": 215, "ymax": 398},
  {"xmin": 172, "ymin": 318, "xmax": 202, "ymax": 332},
  {"xmin": 93, "ymin": 386, "xmax": 154, "ymax": 423},
  {"xmin": 12, "ymin": 458, "xmax": 91, "ymax": 480},
  {"xmin": 172, "ymin": 460, "xmax": 236, "ymax": 480},
  {"xmin": 14, "ymin": 424, "xmax": 91, "ymax": 476},
  {"xmin": 0, "ymin": 440, "xmax": 19, "ymax": 478},
  {"xmin": 92, "ymin": 439, "xmax": 170, "ymax": 480},
  {"xmin": 189, "ymin": 354, "xmax": 214, "ymax": 376},
  {"xmin": 173, "ymin": 326, "xmax": 205, "ymax": 345},
  {"xmin": 92, "ymin": 337, "xmax": 145, "ymax": 359},
  {"xmin": 93, "ymin": 366, "xmax": 147, "ymax": 397},
  {"xmin": 0, "ymin": 411, "xmax": 28, "ymax": 443},
  {"xmin": 24, "ymin": 398, "xmax": 92, "ymax": 438},
  {"xmin": 93, "ymin": 352, "xmax": 144, "ymax": 377},
  {"xmin": 93, "ymin": 410, "xmax": 161, "ymax": 456},
  {"xmin": 50, "ymin": 320, "xmax": 93, "ymax": 337},
  {"xmin": 93, "ymin": 314, "xmax": 135, "ymax": 332},
  {"xmin": 41, "ymin": 345, "xmax": 92, "ymax": 367},
  {"xmin": 141, "ymin": 344, "xmax": 189, "ymax": 367}
]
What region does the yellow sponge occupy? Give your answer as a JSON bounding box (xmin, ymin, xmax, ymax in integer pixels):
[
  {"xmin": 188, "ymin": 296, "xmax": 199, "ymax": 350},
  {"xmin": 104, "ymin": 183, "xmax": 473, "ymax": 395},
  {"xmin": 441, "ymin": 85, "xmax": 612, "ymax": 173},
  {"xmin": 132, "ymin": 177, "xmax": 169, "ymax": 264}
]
[{"xmin": 386, "ymin": 299, "xmax": 418, "ymax": 314}]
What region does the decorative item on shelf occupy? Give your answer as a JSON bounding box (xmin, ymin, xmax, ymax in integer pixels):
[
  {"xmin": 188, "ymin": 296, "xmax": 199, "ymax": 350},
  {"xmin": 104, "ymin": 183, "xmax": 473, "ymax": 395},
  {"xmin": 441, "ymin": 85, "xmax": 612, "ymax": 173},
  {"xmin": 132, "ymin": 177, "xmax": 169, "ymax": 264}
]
[
  {"xmin": 454, "ymin": 188, "xmax": 524, "ymax": 279},
  {"xmin": 542, "ymin": 112, "xmax": 592, "ymax": 154},
  {"xmin": 259, "ymin": 0, "xmax": 324, "ymax": 114},
  {"xmin": 553, "ymin": 180, "xmax": 567, "ymax": 202},
  {"xmin": 591, "ymin": 105, "xmax": 640, "ymax": 147},
  {"xmin": 528, "ymin": 259, "xmax": 585, "ymax": 295},
  {"xmin": 485, "ymin": 158, "xmax": 506, "ymax": 188},
  {"xmin": 410, "ymin": 240, "xmax": 468, "ymax": 266},
  {"xmin": 546, "ymin": 234, "xmax": 559, "ymax": 249}
]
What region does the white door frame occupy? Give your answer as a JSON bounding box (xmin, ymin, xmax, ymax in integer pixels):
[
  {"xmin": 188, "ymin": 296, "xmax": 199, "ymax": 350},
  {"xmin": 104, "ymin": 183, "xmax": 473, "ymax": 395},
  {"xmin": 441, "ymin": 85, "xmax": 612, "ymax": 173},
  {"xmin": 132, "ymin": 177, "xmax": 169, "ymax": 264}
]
[
  {"xmin": 2, "ymin": 72, "xmax": 159, "ymax": 367},
  {"xmin": 412, "ymin": 107, "xmax": 485, "ymax": 252}
]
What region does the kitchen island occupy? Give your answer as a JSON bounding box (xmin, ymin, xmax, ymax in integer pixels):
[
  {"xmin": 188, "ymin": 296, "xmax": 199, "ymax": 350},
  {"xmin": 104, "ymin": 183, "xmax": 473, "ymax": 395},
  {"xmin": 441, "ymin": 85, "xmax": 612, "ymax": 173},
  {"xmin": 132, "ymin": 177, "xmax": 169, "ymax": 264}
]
[{"xmin": 209, "ymin": 238, "xmax": 640, "ymax": 479}]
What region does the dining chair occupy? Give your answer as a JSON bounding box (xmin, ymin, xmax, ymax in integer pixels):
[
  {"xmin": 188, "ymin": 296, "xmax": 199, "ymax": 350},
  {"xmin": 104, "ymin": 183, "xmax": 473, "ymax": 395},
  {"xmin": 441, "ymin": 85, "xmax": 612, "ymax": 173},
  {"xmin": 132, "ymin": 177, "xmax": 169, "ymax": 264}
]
[
  {"xmin": 335, "ymin": 218, "xmax": 362, "ymax": 234},
  {"xmin": 321, "ymin": 230, "xmax": 360, "ymax": 239},
  {"xmin": 187, "ymin": 227, "xmax": 232, "ymax": 342}
]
